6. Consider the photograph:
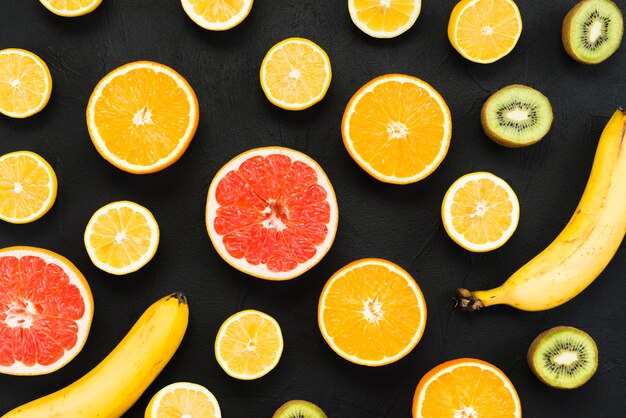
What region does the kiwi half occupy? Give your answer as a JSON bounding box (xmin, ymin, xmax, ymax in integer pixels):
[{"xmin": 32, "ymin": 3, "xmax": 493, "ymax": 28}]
[
  {"xmin": 527, "ymin": 326, "xmax": 598, "ymax": 389},
  {"xmin": 562, "ymin": 0, "xmax": 624, "ymax": 64},
  {"xmin": 273, "ymin": 400, "xmax": 327, "ymax": 418},
  {"xmin": 481, "ymin": 85, "xmax": 553, "ymax": 147}
]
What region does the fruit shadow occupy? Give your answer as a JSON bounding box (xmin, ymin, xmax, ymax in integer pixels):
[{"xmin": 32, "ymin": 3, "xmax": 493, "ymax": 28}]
[{"xmin": 36, "ymin": 2, "xmax": 109, "ymax": 35}]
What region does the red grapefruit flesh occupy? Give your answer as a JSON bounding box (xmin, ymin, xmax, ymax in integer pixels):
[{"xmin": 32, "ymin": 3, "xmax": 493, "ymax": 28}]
[
  {"xmin": 0, "ymin": 247, "xmax": 94, "ymax": 375},
  {"xmin": 206, "ymin": 147, "xmax": 338, "ymax": 280}
]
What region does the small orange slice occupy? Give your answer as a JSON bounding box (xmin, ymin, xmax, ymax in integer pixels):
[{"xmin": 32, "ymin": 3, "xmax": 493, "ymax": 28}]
[
  {"xmin": 0, "ymin": 49, "xmax": 52, "ymax": 118},
  {"xmin": 342, "ymin": 74, "xmax": 452, "ymax": 184},
  {"xmin": 146, "ymin": 382, "xmax": 221, "ymax": 418},
  {"xmin": 39, "ymin": 0, "xmax": 103, "ymax": 17},
  {"xmin": 318, "ymin": 259, "xmax": 427, "ymax": 367},
  {"xmin": 349, "ymin": 0, "xmax": 422, "ymax": 38},
  {"xmin": 181, "ymin": 0, "xmax": 254, "ymax": 31},
  {"xmin": 260, "ymin": 38, "xmax": 332, "ymax": 111},
  {"xmin": 87, "ymin": 61, "xmax": 199, "ymax": 174},
  {"xmin": 413, "ymin": 358, "xmax": 522, "ymax": 418},
  {"xmin": 442, "ymin": 172, "xmax": 519, "ymax": 252},
  {"xmin": 214, "ymin": 310, "xmax": 283, "ymax": 380},
  {"xmin": 448, "ymin": 0, "xmax": 523, "ymax": 64}
]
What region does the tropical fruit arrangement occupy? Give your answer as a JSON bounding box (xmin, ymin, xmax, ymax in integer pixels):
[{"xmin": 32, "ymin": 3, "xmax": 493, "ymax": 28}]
[{"xmin": 0, "ymin": 0, "xmax": 624, "ymax": 416}]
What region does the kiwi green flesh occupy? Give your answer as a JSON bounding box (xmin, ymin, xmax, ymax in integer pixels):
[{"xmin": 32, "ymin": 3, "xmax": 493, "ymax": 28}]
[
  {"xmin": 566, "ymin": 0, "xmax": 624, "ymax": 64},
  {"xmin": 528, "ymin": 327, "xmax": 598, "ymax": 389},
  {"xmin": 273, "ymin": 400, "xmax": 327, "ymax": 418},
  {"xmin": 482, "ymin": 85, "xmax": 553, "ymax": 147}
]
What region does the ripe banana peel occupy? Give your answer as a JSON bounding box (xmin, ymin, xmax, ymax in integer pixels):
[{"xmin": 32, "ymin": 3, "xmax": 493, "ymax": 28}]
[
  {"xmin": 2, "ymin": 292, "xmax": 189, "ymax": 418},
  {"xmin": 457, "ymin": 108, "xmax": 626, "ymax": 312}
]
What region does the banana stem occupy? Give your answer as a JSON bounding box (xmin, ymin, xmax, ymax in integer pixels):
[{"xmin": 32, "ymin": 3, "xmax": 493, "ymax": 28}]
[{"xmin": 454, "ymin": 288, "xmax": 484, "ymax": 311}]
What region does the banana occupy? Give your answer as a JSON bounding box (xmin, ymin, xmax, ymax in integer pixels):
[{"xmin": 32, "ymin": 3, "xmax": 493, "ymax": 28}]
[
  {"xmin": 2, "ymin": 292, "xmax": 189, "ymax": 418},
  {"xmin": 456, "ymin": 108, "xmax": 626, "ymax": 312}
]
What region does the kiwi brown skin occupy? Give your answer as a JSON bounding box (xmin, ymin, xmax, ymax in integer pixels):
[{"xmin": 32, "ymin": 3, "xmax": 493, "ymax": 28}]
[
  {"xmin": 272, "ymin": 400, "xmax": 327, "ymax": 418},
  {"xmin": 527, "ymin": 326, "xmax": 598, "ymax": 390},
  {"xmin": 480, "ymin": 84, "xmax": 553, "ymax": 148},
  {"xmin": 562, "ymin": 0, "xmax": 624, "ymax": 64}
]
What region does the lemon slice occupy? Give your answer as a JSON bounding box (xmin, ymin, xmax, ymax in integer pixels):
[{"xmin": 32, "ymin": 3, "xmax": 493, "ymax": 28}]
[
  {"xmin": 39, "ymin": 0, "xmax": 103, "ymax": 17},
  {"xmin": 84, "ymin": 201, "xmax": 160, "ymax": 275},
  {"xmin": 0, "ymin": 151, "xmax": 57, "ymax": 224},
  {"xmin": 349, "ymin": 0, "xmax": 422, "ymax": 38},
  {"xmin": 0, "ymin": 49, "xmax": 52, "ymax": 118},
  {"xmin": 181, "ymin": 0, "xmax": 254, "ymax": 31},
  {"xmin": 146, "ymin": 382, "xmax": 221, "ymax": 418},
  {"xmin": 260, "ymin": 38, "xmax": 332, "ymax": 111}
]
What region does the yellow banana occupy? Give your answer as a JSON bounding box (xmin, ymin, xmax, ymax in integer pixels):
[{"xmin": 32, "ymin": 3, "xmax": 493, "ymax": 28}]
[
  {"xmin": 2, "ymin": 292, "xmax": 189, "ymax": 418},
  {"xmin": 456, "ymin": 108, "xmax": 626, "ymax": 312}
]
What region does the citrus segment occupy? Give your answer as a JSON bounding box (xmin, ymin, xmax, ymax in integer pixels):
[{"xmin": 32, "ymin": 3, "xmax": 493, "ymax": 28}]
[
  {"xmin": 442, "ymin": 172, "xmax": 519, "ymax": 252},
  {"xmin": 318, "ymin": 259, "xmax": 427, "ymax": 366},
  {"xmin": 206, "ymin": 147, "xmax": 338, "ymax": 280},
  {"xmin": 181, "ymin": 0, "xmax": 254, "ymax": 31},
  {"xmin": 413, "ymin": 358, "xmax": 522, "ymax": 417},
  {"xmin": 87, "ymin": 61, "xmax": 199, "ymax": 174},
  {"xmin": 0, "ymin": 247, "xmax": 93, "ymax": 376},
  {"xmin": 342, "ymin": 74, "xmax": 451, "ymax": 184},
  {"xmin": 260, "ymin": 38, "xmax": 332, "ymax": 111},
  {"xmin": 146, "ymin": 382, "xmax": 221, "ymax": 418},
  {"xmin": 0, "ymin": 49, "xmax": 52, "ymax": 118},
  {"xmin": 0, "ymin": 151, "xmax": 57, "ymax": 224},
  {"xmin": 84, "ymin": 201, "xmax": 160, "ymax": 275},
  {"xmin": 349, "ymin": 0, "xmax": 422, "ymax": 38},
  {"xmin": 214, "ymin": 310, "xmax": 283, "ymax": 380},
  {"xmin": 448, "ymin": 0, "xmax": 523, "ymax": 64},
  {"xmin": 39, "ymin": 0, "xmax": 103, "ymax": 16}
]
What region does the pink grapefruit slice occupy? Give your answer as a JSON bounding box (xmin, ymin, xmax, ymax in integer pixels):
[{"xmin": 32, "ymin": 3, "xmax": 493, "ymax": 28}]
[
  {"xmin": 206, "ymin": 147, "xmax": 338, "ymax": 280},
  {"xmin": 0, "ymin": 246, "xmax": 94, "ymax": 375}
]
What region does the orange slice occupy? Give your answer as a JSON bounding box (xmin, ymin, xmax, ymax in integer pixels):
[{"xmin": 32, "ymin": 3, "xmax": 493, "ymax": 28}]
[
  {"xmin": 442, "ymin": 172, "xmax": 519, "ymax": 252},
  {"xmin": 0, "ymin": 246, "xmax": 94, "ymax": 376},
  {"xmin": 181, "ymin": 0, "xmax": 254, "ymax": 31},
  {"xmin": 318, "ymin": 259, "xmax": 427, "ymax": 367},
  {"xmin": 39, "ymin": 0, "xmax": 103, "ymax": 17},
  {"xmin": 84, "ymin": 201, "xmax": 160, "ymax": 275},
  {"xmin": 87, "ymin": 61, "xmax": 199, "ymax": 174},
  {"xmin": 0, "ymin": 49, "xmax": 52, "ymax": 118},
  {"xmin": 413, "ymin": 358, "xmax": 522, "ymax": 417},
  {"xmin": 146, "ymin": 382, "xmax": 221, "ymax": 418},
  {"xmin": 260, "ymin": 38, "xmax": 332, "ymax": 111},
  {"xmin": 0, "ymin": 151, "xmax": 57, "ymax": 224},
  {"xmin": 349, "ymin": 0, "xmax": 422, "ymax": 38},
  {"xmin": 214, "ymin": 310, "xmax": 283, "ymax": 380},
  {"xmin": 342, "ymin": 74, "xmax": 452, "ymax": 184},
  {"xmin": 206, "ymin": 147, "xmax": 338, "ymax": 281},
  {"xmin": 448, "ymin": 0, "xmax": 523, "ymax": 64}
]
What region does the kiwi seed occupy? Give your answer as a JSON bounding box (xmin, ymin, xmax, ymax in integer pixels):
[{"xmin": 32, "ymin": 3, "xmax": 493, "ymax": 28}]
[
  {"xmin": 273, "ymin": 400, "xmax": 327, "ymax": 418},
  {"xmin": 527, "ymin": 326, "xmax": 599, "ymax": 389}
]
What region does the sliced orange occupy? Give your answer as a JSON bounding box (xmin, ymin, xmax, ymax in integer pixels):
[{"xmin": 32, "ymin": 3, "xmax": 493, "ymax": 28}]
[
  {"xmin": 146, "ymin": 382, "xmax": 221, "ymax": 418},
  {"xmin": 214, "ymin": 310, "xmax": 283, "ymax": 380},
  {"xmin": 318, "ymin": 259, "xmax": 427, "ymax": 367},
  {"xmin": 349, "ymin": 0, "xmax": 422, "ymax": 38},
  {"xmin": 448, "ymin": 0, "xmax": 523, "ymax": 64},
  {"xmin": 260, "ymin": 38, "xmax": 332, "ymax": 111},
  {"xmin": 442, "ymin": 172, "xmax": 519, "ymax": 252},
  {"xmin": 413, "ymin": 358, "xmax": 522, "ymax": 418},
  {"xmin": 39, "ymin": 0, "xmax": 103, "ymax": 17},
  {"xmin": 0, "ymin": 49, "xmax": 52, "ymax": 118},
  {"xmin": 0, "ymin": 151, "xmax": 57, "ymax": 224},
  {"xmin": 342, "ymin": 74, "xmax": 452, "ymax": 184},
  {"xmin": 87, "ymin": 61, "xmax": 199, "ymax": 174},
  {"xmin": 84, "ymin": 201, "xmax": 160, "ymax": 275},
  {"xmin": 181, "ymin": 0, "xmax": 254, "ymax": 31}
]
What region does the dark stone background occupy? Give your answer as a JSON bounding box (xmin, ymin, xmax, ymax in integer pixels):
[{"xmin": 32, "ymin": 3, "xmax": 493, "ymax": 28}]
[{"xmin": 0, "ymin": 0, "xmax": 624, "ymax": 416}]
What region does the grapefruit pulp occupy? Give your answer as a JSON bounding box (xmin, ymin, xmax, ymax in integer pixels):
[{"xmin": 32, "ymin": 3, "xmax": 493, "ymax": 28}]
[
  {"xmin": 206, "ymin": 147, "xmax": 338, "ymax": 280},
  {"xmin": 0, "ymin": 247, "xmax": 93, "ymax": 375}
]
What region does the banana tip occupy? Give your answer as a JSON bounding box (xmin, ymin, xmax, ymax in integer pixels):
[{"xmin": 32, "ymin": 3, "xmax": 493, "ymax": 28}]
[
  {"xmin": 172, "ymin": 291, "xmax": 187, "ymax": 305},
  {"xmin": 454, "ymin": 288, "xmax": 484, "ymax": 312}
]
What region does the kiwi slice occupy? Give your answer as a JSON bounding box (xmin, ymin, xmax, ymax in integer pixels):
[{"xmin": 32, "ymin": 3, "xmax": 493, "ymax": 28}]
[
  {"xmin": 527, "ymin": 326, "xmax": 598, "ymax": 389},
  {"xmin": 273, "ymin": 400, "xmax": 327, "ymax": 418},
  {"xmin": 562, "ymin": 0, "xmax": 624, "ymax": 64},
  {"xmin": 481, "ymin": 85, "xmax": 553, "ymax": 147}
]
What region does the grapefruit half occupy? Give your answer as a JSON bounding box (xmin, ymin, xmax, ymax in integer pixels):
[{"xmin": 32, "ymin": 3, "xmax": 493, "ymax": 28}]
[
  {"xmin": 206, "ymin": 147, "xmax": 338, "ymax": 280},
  {"xmin": 0, "ymin": 246, "xmax": 94, "ymax": 375}
]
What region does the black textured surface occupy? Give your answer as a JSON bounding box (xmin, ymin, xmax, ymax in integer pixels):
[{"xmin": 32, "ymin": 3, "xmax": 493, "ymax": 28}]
[{"xmin": 1, "ymin": 1, "xmax": 625, "ymax": 417}]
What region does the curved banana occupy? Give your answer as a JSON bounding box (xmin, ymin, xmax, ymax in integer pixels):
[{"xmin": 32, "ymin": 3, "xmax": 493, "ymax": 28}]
[
  {"xmin": 2, "ymin": 292, "xmax": 189, "ymax": 417},
  {"xmin": 456, "ymin": 108, "xmax": 626, "ymax": 312}
]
